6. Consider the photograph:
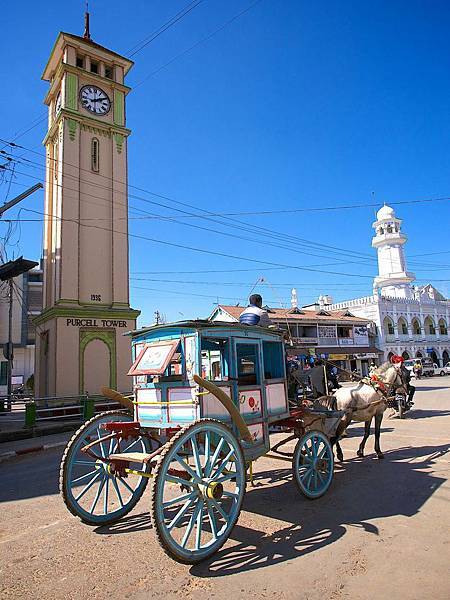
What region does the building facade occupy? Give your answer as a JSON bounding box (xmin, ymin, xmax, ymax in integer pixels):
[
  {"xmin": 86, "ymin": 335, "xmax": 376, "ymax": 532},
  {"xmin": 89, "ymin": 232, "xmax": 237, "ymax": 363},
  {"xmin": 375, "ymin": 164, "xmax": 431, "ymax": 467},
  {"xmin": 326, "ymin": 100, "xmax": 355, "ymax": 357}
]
[
  {"xmin": 322, "ymin": 205, "xmax": 450, "ymax": 365},
  {"xmin": 0, "ymin": 267, "xmax": 43, "ymax": 395},
  {"xmin": 210, "ymin": 304, "xmax": 381, "ymax": 376},
  {"xmin": 34, "ymin": 28, "xmax": 140, "ymax": 397}
]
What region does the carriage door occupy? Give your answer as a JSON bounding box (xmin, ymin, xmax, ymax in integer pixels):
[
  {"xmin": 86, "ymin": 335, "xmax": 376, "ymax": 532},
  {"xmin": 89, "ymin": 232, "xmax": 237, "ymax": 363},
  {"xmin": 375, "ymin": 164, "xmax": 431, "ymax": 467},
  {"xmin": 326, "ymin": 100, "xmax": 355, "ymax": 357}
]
[{"xmin": 233, "ymin": 339, "xmax": 268, "ymax": 450}]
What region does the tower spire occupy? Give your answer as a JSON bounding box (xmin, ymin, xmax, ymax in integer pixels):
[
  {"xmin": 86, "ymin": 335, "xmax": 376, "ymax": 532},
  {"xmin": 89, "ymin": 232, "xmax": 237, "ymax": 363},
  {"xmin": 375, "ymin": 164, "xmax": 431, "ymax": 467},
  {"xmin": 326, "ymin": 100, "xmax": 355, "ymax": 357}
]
[{"xmin": 83, "ymin": 1, "xmax": 91, "ymax": 40}]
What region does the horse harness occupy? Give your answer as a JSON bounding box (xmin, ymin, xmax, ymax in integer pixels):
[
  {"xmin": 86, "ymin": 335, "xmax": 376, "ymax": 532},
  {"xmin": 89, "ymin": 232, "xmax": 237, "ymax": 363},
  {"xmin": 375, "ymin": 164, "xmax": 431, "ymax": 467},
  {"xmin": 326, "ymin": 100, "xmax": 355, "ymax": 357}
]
[{"xmin": 362, "ymin": 372, "xmax": 403, "ymax": 404}]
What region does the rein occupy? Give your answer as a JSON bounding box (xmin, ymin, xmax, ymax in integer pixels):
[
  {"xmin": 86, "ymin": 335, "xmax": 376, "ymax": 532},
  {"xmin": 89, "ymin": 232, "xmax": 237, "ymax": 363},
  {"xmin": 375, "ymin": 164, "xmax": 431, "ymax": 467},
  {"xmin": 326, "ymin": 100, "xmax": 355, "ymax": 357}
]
[{"xmin": 361, "ymin": 371, "xmax": 402, "ymax": 400}]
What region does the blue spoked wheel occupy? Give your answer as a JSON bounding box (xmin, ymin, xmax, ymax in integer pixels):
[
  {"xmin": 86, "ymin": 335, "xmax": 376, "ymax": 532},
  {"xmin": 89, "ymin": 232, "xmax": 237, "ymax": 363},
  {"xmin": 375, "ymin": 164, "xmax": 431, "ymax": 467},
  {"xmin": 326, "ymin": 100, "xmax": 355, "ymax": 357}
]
[
  {"xmin": 151, "ymin": 419, "xmax": 246, "ymax": 564},
  {"xmin": 292, "ymin": 431, "xmax": 334, "ymax": 499},
  {"xmin": 60, "ymin": 411, "xmax": 152, "ymax": 525}
]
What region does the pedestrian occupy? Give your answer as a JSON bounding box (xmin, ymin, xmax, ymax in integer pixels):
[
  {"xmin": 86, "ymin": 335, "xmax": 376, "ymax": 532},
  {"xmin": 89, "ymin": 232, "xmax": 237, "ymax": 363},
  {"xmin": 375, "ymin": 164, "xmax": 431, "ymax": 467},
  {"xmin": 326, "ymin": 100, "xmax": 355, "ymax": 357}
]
[{"xmin": 309, "ymin": 359, "xmax": 327, "ymax": 398}]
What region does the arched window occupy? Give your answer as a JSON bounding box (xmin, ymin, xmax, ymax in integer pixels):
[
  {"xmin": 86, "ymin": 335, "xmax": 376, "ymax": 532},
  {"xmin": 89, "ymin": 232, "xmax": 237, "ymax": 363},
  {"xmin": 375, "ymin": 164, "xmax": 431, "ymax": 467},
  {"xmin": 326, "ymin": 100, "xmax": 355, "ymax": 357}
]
[
  {"xmin": 397, "ymin": 317, "xmax": 408, "ymax": 335},
  {"xmin": 443, "ymin": 350, "xmax": 449, "ymax": 366},
  {"xmin": 383, "ymin": 316, "xmax": 394, "ymax": 335},
  {"xmin": 411, "ymin": 318, "xmax": 421, "ymax": 335},
  {"xmin": 430, "ymin": 350, "xmax": 439, "ymax": 365},
  {"xmin": 438, "ymin": 319, "xmax": 448, "ymax": 336},
  {"xmin": 424, "ymin": 316, "xmax": 436, "ymax": 335},
  {"xmin": 91, "ymin": 137, "xmax": 99, "ymax": 172}
]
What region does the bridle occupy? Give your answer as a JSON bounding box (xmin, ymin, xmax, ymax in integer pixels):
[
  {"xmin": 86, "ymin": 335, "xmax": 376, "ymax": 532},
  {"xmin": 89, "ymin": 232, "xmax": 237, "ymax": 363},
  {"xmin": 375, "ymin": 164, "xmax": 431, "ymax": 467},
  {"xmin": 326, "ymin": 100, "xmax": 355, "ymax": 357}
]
[{"xmin": 367, "ymin": 367, "xmax": 404, "ymax": 399}]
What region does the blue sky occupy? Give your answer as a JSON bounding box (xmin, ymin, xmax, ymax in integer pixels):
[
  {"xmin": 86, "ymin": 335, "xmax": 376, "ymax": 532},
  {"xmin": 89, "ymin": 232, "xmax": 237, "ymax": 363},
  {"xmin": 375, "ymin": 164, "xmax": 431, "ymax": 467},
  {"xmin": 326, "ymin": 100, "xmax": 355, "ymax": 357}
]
[{"xmin": 1, "ymin": 0, "xmax": 449, "ymax": 324}]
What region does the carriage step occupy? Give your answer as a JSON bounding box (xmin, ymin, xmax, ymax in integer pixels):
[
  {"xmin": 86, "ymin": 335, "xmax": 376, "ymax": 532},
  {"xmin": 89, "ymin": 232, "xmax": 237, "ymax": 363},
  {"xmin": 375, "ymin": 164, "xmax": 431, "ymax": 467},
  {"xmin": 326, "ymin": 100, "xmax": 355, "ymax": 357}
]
[{"xmin": 109, "ymin": 452, "xmax": 154, "ymax": 464}]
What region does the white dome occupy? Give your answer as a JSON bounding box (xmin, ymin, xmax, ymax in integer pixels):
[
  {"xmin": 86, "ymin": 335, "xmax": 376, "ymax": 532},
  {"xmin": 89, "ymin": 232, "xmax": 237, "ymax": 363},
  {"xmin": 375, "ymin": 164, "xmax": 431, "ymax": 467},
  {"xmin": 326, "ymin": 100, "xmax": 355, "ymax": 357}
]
[{"xmin": 376, "ymin": 204, "xmax": 395, "ymax": 220}]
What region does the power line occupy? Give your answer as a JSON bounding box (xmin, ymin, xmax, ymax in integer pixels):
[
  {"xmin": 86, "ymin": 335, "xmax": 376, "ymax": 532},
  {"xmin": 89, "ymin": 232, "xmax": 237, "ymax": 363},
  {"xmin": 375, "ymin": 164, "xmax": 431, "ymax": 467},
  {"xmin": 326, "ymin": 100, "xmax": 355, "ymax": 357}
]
[
  {"xmin": 0, "ymin": 0, "xmax": 261, "ymax": 149},
  {"xmin": 1, "ymin": 162, "xmax": 384, "ymax": 269},
  {"xmin": 3, "ymin": 143, "xmax": 450, "ymax": 269},
  {"xmin": 126, "ymin": 1, "xmax": 205, "ymax": 58},
  {"xmin": 133, "ymin": 0, "xmax": 266, "ymax": 90},
  {"xmin": 4, "ymin": 159, "xmax": 450, "ymax": 274},
  {"xmin": 2, "ymin": 203, "xmax": 377, "ymax": 280}
]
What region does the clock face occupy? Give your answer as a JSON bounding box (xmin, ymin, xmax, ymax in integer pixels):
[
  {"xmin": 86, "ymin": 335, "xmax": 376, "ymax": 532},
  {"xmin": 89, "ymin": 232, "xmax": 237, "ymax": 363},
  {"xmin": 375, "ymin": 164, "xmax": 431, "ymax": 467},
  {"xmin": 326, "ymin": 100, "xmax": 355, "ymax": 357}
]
[{"xmin": 79, "ymin": 85, "xmax": 111, "ymax": 116}]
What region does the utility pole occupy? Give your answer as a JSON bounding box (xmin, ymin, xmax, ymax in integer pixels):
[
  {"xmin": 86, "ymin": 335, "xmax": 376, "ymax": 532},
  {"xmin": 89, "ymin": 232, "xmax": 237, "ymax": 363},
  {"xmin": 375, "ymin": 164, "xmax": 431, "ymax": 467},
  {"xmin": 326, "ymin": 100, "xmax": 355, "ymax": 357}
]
[
  {"xmin": 6, "ymin": 279, "xmax": 13, "ymax": 408},
  {"xmin": 0, "ymin": 183, "xmax": 43, "ymax": 218},
  {"xmin": 0, "ymin": 183, "xmax": 43, "ymax": 409},
  {"xmin": 0, "ymin": 258, "xmax": 39, "ymax": 409}
]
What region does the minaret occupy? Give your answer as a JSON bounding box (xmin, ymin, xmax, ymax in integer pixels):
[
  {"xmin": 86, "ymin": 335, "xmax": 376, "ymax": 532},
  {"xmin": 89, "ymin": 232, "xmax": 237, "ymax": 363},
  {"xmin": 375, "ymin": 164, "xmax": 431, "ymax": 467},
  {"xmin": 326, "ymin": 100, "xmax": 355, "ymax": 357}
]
[
  {"xmin": 34, "ymin": 23, "xmax": 140, "ymax": 396},
  {"xmin": 291, "ymin": 288, "xmax": 298, "ymax": 308},
  {"xmin": 372, "ymin": 205, "xmax": 415, "ymax": 298}
]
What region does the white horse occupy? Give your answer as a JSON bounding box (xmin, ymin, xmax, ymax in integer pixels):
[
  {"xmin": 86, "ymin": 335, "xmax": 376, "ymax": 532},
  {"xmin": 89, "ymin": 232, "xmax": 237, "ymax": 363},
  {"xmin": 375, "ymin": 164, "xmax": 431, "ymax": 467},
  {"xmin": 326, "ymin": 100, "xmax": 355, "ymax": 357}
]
[{"xmin": 317, "ymin": 362, "xmax": 405, "ymax": 461}]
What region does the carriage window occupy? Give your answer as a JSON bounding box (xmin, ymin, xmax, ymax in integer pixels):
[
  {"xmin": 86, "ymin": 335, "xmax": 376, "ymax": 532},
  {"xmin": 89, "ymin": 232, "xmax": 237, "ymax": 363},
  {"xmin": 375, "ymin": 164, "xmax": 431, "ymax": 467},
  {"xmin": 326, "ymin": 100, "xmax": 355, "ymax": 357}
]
[
  {"xmin": 262, "ymin": 341, "xmax": 284, "ymax": 379},
  {"xmin": 128, "ymin": 340, "xmax": 181, "ymax": 377},
  {"xmin": 201, "ymin": 338, "xmax": 229, "ymax": 381},
  {"xmin": 236, "ymin": 344, "xmax": 260, "ymax": 386}
]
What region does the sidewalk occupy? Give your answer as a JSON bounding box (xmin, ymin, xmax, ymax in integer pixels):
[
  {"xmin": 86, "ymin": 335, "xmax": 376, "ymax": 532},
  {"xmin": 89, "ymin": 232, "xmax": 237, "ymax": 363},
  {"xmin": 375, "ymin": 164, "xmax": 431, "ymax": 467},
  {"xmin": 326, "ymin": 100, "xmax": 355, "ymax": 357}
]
[
  {"xmin": 0, "ymin": 430, "xmax": 73, "ymax": 462},
  {"xmin": 0, "ymin": 406, "xmax": 79, "ymax": 444}
]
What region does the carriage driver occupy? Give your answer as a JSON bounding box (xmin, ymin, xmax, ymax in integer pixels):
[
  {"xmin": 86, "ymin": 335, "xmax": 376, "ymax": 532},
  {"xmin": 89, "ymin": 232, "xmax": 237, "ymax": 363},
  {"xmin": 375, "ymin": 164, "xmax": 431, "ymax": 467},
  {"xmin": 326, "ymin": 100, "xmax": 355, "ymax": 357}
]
[
  {"xmin": 239, "ymin": 294, "xmax": 272, "ymax": 327},
  {"xmin": 390, "ymin": 355, "xmax": 415, "ymax": 406}
]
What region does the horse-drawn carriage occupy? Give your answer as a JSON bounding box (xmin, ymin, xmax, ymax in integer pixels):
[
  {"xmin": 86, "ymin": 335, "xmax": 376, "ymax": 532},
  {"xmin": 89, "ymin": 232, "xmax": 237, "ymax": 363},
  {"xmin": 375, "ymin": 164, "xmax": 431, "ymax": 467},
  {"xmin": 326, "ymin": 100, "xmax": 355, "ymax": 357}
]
[{"xmin": 60, "ymin": 321, "xmax": 399, "ymax": 564}]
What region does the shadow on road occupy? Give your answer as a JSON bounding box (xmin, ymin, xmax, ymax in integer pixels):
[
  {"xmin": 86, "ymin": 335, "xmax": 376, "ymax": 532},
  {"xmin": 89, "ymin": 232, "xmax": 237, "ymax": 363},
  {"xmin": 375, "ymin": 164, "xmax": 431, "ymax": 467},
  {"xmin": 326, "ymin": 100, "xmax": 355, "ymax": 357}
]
[
  {"xmin": 95, "ymin": 512, "xmax": 152, "ymax": 535},
  {"xmin": 190, "ymin": 443, "xmax": 449, "ymax": 578},
  {"xmin": 407, "ymin": 409, "xmax": 450, "ymax": 419},
  {"xmin": 414, "ymin": 386, "xmax": 449, "ymax": 391}
]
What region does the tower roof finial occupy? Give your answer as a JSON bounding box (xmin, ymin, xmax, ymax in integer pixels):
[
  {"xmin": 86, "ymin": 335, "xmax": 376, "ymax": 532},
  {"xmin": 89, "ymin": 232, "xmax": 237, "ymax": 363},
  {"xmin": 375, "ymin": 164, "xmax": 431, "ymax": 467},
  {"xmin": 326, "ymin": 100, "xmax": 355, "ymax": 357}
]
[{"xmin": 83, "ymin": 1, "xmax": 91, "ymax": 40}]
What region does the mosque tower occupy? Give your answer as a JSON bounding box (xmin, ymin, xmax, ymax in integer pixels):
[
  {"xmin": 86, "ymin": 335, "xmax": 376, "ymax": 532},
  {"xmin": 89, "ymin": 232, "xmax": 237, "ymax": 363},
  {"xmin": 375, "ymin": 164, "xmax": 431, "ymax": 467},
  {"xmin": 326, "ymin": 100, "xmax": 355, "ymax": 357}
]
[{"xmin": 372, "ymin": 205, "xmax": 415, "ymax": 299}]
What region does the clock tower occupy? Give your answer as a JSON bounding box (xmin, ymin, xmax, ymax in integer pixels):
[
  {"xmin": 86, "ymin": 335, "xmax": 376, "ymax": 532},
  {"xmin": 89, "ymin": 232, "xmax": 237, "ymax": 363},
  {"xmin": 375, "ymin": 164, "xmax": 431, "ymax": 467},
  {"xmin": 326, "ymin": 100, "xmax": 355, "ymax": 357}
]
[{"xmin": 34, "ymin": 24, "xmax": 140, "ymax": 397}]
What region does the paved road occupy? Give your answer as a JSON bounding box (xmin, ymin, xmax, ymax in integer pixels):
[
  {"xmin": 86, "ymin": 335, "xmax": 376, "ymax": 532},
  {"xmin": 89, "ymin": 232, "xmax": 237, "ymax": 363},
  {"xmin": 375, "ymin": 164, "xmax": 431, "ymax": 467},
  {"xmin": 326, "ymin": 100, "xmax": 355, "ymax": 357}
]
[{"xmin": 1, "ymin": 378, "xmax": 449, "ymax": 600}]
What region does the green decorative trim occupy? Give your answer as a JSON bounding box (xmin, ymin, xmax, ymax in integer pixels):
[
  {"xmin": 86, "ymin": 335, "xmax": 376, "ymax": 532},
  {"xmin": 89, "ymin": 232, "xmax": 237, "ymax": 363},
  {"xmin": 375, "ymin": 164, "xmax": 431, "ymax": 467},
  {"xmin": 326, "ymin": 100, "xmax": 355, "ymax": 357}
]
[
  {"xmin": 55, "ymin": 298, "xmax": 79, "ymax": 305},
  {"xmin": 79, "ymin": 329, "xmax": 117, "ymax": 394},
  {"xmin": 113, "ymin": 90, "xmax": 125, "ymax": 126},
  {"xmin": 43, "ymin": 110, "xmax": 130, "ymax": 146},
  {"xmin": 113, "ymin": 132, "xmax": 124, "ymax": 153},
  {"xmin": 33, "ymin": 305, "xmax": 140, "ymax": 326},
  {"xmin": 81, "ymin": 123, "xmax": 111, "ymax": 137},
  {"xmin": 65, "ymin": 73, "xmax": 78, "ymax": 111},
  {"xmin": 67, "ymin": 118, "xmax": 77, "ymax": 141}
]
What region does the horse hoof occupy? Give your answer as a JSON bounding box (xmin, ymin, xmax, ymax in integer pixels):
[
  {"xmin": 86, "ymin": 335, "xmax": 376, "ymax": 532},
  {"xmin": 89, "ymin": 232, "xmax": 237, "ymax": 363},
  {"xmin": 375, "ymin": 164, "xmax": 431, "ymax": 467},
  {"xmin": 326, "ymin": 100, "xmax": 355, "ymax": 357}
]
[
  {"xmin": 337, "ymin": 453, "xmax": 344, "ymax": 462},
  {"xmin": 377, "ymin": 453, "xmax": 384, "ymax": 460},
  {"xmin": 357, "ymin": 450, "xmax": 364, "ymax": 458}
]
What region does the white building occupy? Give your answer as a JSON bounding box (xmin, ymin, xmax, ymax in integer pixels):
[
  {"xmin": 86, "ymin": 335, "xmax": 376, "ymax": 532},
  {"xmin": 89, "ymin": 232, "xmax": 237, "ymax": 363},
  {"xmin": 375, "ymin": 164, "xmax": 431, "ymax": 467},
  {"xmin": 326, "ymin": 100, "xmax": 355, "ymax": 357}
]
[
  {"xmin": 0, "ymin": 266, "xmax": 43, "ymax": 395},
  {"xmin": 321, "ymin": 205, "xmax": 450, "ymax": 366}
]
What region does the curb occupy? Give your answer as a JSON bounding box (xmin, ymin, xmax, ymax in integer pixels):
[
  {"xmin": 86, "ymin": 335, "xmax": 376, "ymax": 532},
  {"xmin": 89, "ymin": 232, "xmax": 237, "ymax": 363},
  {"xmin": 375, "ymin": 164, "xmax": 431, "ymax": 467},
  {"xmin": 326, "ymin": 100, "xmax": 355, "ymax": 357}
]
[{"xmin": 0, "ymin": 440, "xmax": 68, "ymax": 463}]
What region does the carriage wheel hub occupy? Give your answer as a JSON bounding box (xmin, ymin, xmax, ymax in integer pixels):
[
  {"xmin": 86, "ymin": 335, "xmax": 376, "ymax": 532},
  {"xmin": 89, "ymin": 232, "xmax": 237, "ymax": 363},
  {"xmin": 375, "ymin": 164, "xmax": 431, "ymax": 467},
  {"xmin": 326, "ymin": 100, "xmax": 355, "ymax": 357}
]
[{"xmin": 198, "ymin": 480, "xmax": 224, "ymax": 500}]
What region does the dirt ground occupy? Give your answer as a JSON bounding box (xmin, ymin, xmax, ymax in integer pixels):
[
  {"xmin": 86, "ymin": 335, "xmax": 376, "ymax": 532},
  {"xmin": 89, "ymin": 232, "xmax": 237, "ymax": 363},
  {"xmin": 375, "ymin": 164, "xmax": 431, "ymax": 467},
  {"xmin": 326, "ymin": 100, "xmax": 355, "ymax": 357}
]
[{"xmin": 1, "ymin": 377, "xmax": 449, "ymax": 600}]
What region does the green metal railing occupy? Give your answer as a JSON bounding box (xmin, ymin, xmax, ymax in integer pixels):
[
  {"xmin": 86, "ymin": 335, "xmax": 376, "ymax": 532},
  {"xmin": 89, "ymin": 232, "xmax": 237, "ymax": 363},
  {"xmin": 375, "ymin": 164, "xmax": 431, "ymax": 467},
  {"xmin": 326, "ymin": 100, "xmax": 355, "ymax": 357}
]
[{"xmin": 1, "ymin": 393, "xmax": 131, "ymax": 429}]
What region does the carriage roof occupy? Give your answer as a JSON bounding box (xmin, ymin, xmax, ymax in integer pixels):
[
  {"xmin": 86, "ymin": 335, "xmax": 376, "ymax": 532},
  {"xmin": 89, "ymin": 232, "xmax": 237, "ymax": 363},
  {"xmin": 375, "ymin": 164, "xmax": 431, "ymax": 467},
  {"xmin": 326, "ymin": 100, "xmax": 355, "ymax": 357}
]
[{"xmin": 128, "ymin": 319, "xmax": 285, "ymax": 341}]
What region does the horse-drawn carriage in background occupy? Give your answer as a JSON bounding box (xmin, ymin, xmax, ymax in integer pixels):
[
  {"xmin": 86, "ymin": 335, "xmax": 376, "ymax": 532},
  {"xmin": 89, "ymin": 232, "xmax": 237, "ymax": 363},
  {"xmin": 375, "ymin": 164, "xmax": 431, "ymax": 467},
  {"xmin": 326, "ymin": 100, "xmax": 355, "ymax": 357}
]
[{"xmin": 60, "ymin": 320, "xmax": 403, "ymax": 564}]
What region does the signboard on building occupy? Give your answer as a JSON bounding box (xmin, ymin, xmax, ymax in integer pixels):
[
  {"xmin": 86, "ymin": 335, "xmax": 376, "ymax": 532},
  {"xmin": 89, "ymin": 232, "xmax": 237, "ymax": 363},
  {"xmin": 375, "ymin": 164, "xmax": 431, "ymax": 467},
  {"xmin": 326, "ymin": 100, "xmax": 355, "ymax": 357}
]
[
  {"xmin": 338, "ymin": 338, "xmax": 355, "ymax": 346},
  {"xmin": 354, "ymin": 325, "xmax": 369, "ymax": 345},
  {"xmin": 318, "ymin": 325, "xmax": 336, "ymax": 339}
]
